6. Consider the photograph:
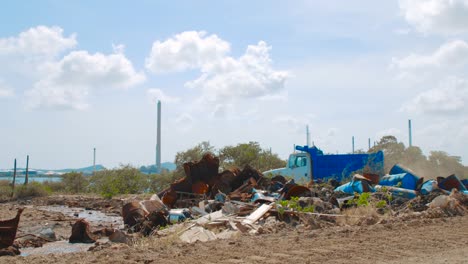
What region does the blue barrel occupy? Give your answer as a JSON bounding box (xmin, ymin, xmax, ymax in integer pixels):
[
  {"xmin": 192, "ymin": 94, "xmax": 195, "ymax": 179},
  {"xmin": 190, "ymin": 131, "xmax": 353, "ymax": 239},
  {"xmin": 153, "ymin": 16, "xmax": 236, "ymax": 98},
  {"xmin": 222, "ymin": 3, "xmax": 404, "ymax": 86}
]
[
  {"xmin": 375, "ymin": 185, "xmax": 418, "ymax": 199},
  {"xmin": 420, "ymin": 180, "xmax": 437, "ymax": 195},
  {"xmin": 334, "ymin": 180, "xmax": 375, "ymax": 194},
  {"xmin": 379, "ymin": 173, "xmax": 421, "ymax": 190},
  {"xmin": 461, "ymin": 179, "xmax": 468, "ymax": 188}
]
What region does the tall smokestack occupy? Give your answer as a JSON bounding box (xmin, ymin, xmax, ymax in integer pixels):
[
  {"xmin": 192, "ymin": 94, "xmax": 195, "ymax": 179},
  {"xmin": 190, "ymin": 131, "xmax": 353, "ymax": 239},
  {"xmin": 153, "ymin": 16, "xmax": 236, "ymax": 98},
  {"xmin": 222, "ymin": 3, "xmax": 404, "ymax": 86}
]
[
  {"xmin": 156, "ymin": 100, "xmax": 161, "ymax": 171},
  {"xmin": 352, "ymin": 136, "xmax": 355, "ymax": 154},
  {"xmin": 408, "ymin": 119, "xmax": 412, "ymax": 147},
  {"xmin": 306, "ymin": 125, "xmax": 310, "ymax": 147}
]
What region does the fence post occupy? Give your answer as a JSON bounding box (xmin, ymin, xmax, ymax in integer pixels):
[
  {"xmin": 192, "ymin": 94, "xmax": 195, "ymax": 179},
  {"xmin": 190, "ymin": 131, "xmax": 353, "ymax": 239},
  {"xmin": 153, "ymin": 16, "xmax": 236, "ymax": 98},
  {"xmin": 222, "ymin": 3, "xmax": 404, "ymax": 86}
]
[
  {"xmin": 24, "ymin": 155, "xmax": 29, "ymax": 185},
  {"xmin": 11, "ymin": 158, "xmax": 17, "ymax": 197}
]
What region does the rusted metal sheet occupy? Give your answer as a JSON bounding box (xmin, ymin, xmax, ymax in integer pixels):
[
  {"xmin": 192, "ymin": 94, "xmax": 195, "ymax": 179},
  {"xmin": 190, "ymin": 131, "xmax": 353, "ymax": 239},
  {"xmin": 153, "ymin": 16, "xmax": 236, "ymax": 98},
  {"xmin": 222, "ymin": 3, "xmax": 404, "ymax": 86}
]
[
  {"xmin": 284, "ymin": 185, "xmax": 311, "ymax": 200},
  {"xmin": 122, "ymin": 201, "xmax": 148, "ymax": 228},
  {"xmin": 69, "ymin": 219, "xmax": 96, "ymax": 243},
  {"xmin": 362, "ymin": 173, "xmax": 380, "ymax": 185},
  {"xmin": 0, "ymin": 208, "xmax": 23, "ymax": 249}
]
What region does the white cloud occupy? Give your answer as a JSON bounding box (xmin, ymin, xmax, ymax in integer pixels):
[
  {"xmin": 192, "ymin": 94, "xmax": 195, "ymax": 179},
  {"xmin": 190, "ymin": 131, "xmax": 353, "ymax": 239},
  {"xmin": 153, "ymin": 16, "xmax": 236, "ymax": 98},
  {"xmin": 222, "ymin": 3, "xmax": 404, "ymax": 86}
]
[
  {"xmin": 401, "ymin": 77, "xmax": 468, "ymax": 115},
  {"xmin": 26, "ymin": 50, "xmax": 145, "ymax": 110},
  {"xmin": 0, "ymin": 80, "xmax": 14, "ymax": 98},
  {"xmin": 0, "ymin": 25, "xmax": 76, "ymax": 57},
  {"xmin": 147, "ymin": 88, "xmax": 180, "ymax": 104},
  {"xmin": 186, "ymin": 41, "xmax": 288, "ymax": 102},
  {"xmin": 399, "ymin": 0, "xmax": 468, "ymax": 34},
  {"xmin": 392, "ymin": 40, "xmax": 468, "ymax": 69},
  {"xmin": 145, "ymin": 32, "xmax": 289, "ymax": 118},
  {"xmin": 173, "ymin": 113, "xmax": 195, "ymax": 132},
  {"xmin": 274, "ymin": 115, "xmax": 314, "ymax": 134},
  {"xmin": 145, "ymin": 31, "xmax": 230, "ymax": 73}
]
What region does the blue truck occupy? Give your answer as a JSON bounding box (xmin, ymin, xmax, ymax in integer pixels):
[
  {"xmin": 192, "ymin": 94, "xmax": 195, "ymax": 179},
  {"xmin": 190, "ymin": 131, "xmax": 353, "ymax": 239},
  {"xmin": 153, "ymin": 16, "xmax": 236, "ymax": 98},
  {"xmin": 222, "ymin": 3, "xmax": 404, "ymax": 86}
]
[{"xmin": 263, "ymin": 145, "xmax": 384, "ymax": 183}]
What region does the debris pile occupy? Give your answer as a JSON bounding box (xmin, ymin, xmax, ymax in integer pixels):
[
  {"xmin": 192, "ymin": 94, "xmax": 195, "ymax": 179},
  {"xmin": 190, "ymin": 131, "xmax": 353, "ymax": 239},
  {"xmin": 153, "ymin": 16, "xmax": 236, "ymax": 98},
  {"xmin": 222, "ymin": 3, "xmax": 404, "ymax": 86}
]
[
  {"xmin": 3, "ymin": 157, "xmax": 467, "ymax": 257},
  {"xmin": 120, "ymin": 160, "xmax": 468, "ymax": 244}
]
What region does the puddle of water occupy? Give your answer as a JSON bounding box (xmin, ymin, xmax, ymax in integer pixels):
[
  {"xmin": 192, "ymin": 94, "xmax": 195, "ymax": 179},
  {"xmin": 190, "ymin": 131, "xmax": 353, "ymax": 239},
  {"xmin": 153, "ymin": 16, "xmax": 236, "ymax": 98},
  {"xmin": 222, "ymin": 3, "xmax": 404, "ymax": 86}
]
[
  {"xmin": 35, "ymin": 205, "xmax": 123, "ymax": 228},
  {"xmin": 19, "ymin": 206, "xmax": 122, "ymax": 256},
  {"xmin": 20, "ymin": 238, "xmax": 108, "ymax": 256}
]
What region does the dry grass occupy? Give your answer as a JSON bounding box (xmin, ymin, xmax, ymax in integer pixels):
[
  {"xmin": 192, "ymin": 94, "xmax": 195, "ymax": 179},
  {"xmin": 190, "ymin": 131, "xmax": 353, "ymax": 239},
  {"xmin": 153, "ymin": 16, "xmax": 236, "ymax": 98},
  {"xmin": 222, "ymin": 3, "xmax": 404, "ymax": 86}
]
[
  {"xmin": 130, "ymin": 223, "xmax": 189, "ymax": 250},
  {"xmin": 338, "ymin": 205, "xmax": 387, "ymax": 226}
]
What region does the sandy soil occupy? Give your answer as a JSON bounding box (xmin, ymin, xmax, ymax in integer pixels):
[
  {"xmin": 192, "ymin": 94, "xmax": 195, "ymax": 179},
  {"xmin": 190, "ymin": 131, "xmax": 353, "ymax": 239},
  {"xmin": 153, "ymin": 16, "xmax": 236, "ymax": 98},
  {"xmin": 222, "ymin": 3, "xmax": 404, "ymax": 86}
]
[{"xmin": 1, "ymin": 195, "xmax": 468, "ymax": 264}]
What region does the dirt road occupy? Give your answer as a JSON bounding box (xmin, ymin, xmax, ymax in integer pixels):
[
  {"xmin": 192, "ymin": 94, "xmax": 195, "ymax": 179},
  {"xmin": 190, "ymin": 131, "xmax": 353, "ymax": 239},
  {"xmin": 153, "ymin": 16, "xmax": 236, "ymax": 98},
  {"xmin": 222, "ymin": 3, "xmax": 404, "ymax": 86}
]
[{"xmin": 5, "ymin": 213, "xmax": 468, "ymax": 264}]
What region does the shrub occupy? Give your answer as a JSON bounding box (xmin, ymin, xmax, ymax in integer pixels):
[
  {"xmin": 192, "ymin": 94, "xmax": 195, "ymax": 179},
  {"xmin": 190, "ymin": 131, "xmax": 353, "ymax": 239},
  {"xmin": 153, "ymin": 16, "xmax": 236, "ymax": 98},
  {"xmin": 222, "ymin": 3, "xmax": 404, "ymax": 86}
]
[
  {"xmin": 14, "ymin": 182, "xmax": 50, "ymax": 199},
  {"xmin": 0, "ymin": 180, "xmax": 12, "ymax": 200},
  {"xmin": 89, "ymin": 165, "xmax": 149, "ymax": 198},
  {"xmin": 42, "ymin": 180, "xmax": 67, "ymax": 193},
  {"xmin": 62, "ymin": 172, "xmax": 89, "ymax": 193}
]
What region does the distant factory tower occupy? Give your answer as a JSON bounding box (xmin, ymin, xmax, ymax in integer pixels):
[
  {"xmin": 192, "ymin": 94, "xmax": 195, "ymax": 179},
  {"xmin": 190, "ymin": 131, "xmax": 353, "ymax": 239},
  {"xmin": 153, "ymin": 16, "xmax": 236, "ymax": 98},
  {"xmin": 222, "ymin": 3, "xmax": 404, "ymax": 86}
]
[
  {"xmin": 156, "ymin": 100, "xmax": 162, "ymax": 171},
  {"xmin": 408, "ymin": 119, "xmax": 412, "ymax": 147}
]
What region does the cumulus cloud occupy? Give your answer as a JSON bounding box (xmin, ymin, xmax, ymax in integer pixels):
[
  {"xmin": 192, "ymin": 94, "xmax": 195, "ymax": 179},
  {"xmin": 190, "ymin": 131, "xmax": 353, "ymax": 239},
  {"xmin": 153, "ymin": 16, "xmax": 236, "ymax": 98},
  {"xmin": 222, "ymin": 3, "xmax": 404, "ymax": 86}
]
[
  {"xmin": 399, "ymin": 0, "xmax": 468, "ymax": 34},
  {"xmin": 401, "ymin": 77, "xmax": 468, "ymax": 115},
  {"xmin": 0, "ymin": 25, "xmax": 76, "ymax": 57},
  {"xmin": 145, "ymin": 31, "xmax": 230, "ymax": 73},
  {"xmin": 147, "ymin": 88, "xmax": 180, "ymax": 104},
  {"xmin": 186, "ymin": 41, "xmax": 288, "ymax": 102},
  {"xmin": 145, "ymin": 32, "xmax": 288, "ymax": 110},
  {"xmin": 392, "ymin": 40, "xmax": 468, "ymax": 69},
  {"xmin": 274, "ymin": 115, "xmax": 314, "ymax": 134},
  {"xmin": 26, "ymin": 50, "xmax": 145, "ymax": 110}
]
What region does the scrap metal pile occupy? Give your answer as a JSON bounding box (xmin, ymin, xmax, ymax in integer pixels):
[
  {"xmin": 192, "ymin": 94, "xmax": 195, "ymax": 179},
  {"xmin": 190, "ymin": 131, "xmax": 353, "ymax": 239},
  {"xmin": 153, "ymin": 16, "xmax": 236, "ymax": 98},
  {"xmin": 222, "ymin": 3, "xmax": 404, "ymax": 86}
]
[{"xmin": 117, "ymin": 155, "xmax": 468, "ymax": 244}]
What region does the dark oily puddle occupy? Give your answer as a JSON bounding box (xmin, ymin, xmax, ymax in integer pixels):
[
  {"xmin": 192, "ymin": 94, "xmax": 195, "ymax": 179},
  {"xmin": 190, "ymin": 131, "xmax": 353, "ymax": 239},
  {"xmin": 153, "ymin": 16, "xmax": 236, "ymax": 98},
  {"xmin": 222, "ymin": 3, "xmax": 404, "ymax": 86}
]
[{"xmin": 34, "ymin": 205, "xmax": 123, "ymax": 227}]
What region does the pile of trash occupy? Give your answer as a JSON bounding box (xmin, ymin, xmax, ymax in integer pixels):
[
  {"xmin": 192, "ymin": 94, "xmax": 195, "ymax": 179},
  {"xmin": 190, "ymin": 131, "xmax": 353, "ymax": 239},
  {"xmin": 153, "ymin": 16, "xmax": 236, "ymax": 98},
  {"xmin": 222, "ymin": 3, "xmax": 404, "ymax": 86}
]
[{"xmin": 113, "ymin": 157, "xmax": 468, "ymax": 245}]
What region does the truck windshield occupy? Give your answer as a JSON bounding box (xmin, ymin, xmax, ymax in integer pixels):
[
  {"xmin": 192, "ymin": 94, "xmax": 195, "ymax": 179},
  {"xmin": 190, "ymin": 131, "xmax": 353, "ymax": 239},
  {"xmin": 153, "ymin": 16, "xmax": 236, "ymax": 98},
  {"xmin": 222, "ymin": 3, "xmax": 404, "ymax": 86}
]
[{"xmin": 289, "ymin": 155, "xmax": 307, "ymax": 168}]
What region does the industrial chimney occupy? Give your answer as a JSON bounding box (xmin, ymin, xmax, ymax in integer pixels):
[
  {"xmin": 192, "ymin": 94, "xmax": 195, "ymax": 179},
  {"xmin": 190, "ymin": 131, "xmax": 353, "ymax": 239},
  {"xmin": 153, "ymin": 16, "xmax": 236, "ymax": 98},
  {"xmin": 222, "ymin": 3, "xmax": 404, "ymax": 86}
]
[
  {"xmin": 408, "ymin": 119, "xmax": 412, "ymax": 147},
  {"xmin": 156, "ymin": 100, "xmax": 161, "ymax": 172}
]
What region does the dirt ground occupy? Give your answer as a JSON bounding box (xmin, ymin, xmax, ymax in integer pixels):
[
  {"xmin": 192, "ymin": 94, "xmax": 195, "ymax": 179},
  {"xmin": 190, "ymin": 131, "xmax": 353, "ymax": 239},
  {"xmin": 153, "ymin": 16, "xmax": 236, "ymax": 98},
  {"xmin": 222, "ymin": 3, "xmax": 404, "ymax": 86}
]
[{"xmin": 1, "ymin": 195, "xmax": 468, "ymax": 264}]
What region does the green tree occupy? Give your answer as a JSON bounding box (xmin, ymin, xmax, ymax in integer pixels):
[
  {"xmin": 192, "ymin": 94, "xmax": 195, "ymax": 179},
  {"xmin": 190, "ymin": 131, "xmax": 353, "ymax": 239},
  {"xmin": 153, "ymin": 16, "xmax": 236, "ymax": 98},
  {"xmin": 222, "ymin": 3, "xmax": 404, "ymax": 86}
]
[
  {"xmin": 369, "ymin": 135, "xmax": 406, "ymax": 173},
  {"xmin": 219, "ymin": 142, "xmax": 286, "ymax": 172},
  {"xmin": 428, "ymin": 151, "xmax": 466, "ymax": 179}
]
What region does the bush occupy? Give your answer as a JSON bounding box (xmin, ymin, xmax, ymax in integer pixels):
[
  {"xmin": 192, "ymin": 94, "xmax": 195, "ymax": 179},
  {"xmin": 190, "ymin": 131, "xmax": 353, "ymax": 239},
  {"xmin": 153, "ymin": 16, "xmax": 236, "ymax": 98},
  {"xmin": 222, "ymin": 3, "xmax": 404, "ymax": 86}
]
[
  {"xmin": 89, "ymin": 165, "xmax": 149, "ymax": 198},
  {"xmin": 0, "ymin": 180, "xmax": 12, "ymax": 200},
  {"xmin": 42, "ymin": 180, "xmax": 67, "ymax": 193},
  {"xmin": 62, "ymin": 172, "xmax": 89, "ymax": 193},
  {"xmin": 14, "ymin": 182, "xmax": 50, "ymax": 199}
]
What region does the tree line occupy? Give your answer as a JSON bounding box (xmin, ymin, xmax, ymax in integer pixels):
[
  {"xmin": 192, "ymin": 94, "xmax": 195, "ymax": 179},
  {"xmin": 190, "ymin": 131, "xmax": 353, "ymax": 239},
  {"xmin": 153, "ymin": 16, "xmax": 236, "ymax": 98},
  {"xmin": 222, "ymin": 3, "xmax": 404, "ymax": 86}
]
[{"xmin": 369, "ymin": 135, "xmax": 467, "ymax": 179}]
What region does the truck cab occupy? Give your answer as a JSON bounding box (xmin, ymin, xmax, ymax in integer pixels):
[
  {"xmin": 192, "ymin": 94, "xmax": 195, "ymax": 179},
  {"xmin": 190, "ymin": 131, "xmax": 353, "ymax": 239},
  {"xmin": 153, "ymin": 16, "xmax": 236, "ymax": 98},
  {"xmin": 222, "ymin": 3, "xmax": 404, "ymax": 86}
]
[{"xmin": 263, "ymin": 152, "xmax": 313, "ymax": 183}]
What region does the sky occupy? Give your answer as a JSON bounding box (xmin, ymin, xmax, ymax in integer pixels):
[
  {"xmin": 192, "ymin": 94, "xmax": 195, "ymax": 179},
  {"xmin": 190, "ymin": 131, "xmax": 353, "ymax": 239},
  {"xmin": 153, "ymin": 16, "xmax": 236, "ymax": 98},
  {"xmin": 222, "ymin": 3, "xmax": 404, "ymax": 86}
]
[{"xmin": 1, "ymin": 0, "xmax": 468, "ymax": 169}]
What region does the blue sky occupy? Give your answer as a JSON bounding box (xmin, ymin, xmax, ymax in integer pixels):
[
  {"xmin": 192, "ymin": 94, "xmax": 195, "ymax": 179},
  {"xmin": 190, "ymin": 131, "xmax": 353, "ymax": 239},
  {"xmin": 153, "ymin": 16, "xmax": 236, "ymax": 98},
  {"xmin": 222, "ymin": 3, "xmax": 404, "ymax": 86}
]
[{"xmin": 1, "ymin": 0, "xmax": 468, "ymax": 169}]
